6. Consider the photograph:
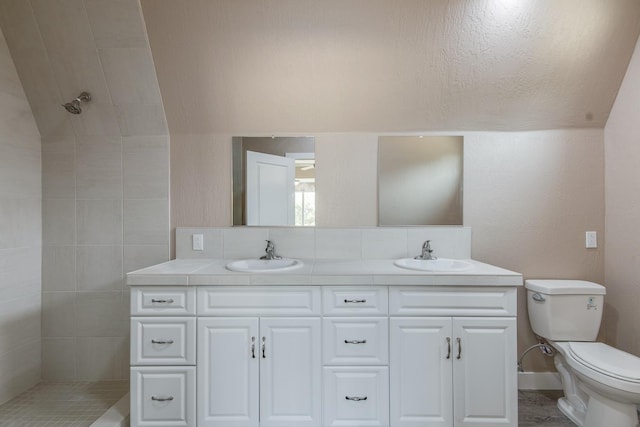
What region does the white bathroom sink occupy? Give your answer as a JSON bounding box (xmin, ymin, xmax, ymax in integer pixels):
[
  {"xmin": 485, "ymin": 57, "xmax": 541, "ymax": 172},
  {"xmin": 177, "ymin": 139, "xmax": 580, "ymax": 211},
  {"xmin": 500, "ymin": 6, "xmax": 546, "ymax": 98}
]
[
  {"xmin": 226, "ymin": 258, "xmax": 303, "ymax": 273},
  {"xmin": 394, "ymin": 258, "xmax": 473, "ymax": 272}
]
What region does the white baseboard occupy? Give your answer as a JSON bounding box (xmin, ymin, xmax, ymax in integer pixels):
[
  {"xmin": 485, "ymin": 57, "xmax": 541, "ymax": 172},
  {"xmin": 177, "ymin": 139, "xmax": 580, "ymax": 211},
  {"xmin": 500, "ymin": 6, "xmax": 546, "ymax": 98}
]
[{"xmin": 518, "ymin": 371, "xmax": 562, "ymax": 390}]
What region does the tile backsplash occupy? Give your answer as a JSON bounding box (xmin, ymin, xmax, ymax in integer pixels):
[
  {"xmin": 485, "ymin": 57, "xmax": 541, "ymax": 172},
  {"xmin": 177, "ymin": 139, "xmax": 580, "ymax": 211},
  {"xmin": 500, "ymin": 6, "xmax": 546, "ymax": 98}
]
[{"xmin": 175, "ymin": 227, "xmax": 472, "ymax": 260}]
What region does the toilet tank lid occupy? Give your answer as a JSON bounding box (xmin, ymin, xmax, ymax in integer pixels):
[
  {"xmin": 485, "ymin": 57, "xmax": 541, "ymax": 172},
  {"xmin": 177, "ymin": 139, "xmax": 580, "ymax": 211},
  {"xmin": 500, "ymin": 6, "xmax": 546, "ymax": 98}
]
[{"xmin": 525, "ymin": 279, "xmax": 606, "ymax": 295}]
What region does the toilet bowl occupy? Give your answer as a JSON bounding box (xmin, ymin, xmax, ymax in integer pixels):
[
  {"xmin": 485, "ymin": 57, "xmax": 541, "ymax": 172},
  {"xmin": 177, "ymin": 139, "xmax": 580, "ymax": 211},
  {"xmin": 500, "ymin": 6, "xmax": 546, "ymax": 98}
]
[{"xmin": 525, "ymin": 279, "xmax": 640, "ymax": 427}]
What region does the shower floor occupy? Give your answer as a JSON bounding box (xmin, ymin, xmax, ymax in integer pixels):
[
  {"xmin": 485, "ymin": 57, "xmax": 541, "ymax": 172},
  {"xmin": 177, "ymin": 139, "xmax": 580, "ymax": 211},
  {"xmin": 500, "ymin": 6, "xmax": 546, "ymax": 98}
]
[{"xmin": 0, "ymin": 381, "xmax": 129, "ymax": 426}]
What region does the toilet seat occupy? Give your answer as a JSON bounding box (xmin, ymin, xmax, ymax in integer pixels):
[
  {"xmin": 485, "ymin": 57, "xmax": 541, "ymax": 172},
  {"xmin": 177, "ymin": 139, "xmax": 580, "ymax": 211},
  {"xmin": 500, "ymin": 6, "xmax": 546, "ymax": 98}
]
[{"xmin": 568, "ymin": 342, "xmax": 640, "ymax": 383}]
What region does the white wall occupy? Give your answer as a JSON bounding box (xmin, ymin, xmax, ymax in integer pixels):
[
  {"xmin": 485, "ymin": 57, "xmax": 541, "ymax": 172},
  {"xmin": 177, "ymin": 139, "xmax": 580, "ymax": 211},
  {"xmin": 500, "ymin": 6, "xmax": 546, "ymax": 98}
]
[
  {"xmin": 0, "ymin": 29, "xmax": 41, "ymax": 404},
  {"xmin": 604, "ymin": 35, "xmax": 640, "ymax": 355}
]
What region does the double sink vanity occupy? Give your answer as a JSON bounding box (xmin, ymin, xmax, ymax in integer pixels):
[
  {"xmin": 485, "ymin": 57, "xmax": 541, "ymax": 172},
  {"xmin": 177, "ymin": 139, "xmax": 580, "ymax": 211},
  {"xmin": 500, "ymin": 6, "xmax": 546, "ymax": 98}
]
[{"xmin": 128, "ymin": 227, "xmax": 522, "ymax": 427}]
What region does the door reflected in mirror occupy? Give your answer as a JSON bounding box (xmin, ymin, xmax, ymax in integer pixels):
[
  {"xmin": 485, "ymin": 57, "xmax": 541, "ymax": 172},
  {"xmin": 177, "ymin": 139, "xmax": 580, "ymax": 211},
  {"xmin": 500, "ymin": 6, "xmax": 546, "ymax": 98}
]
[
  {"xmin": 233, "ymin": 136, "xmax": 315, "ymax": 226},
  {"xmin": 378, "ymin": 136, "xmax": 463, "ymax": 226}
]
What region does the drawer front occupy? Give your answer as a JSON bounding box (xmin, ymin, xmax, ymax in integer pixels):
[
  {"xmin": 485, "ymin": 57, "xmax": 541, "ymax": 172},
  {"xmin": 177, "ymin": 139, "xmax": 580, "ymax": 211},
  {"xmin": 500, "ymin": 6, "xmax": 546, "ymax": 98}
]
[
  {"xmin": 323, "ymin": 287, "xmax": 388, "ymax": 316},
  {"xmin": 131, "ymin": 287, "xmax": 196, "ymax": 316},
  {"xmin": 389, "ymin": 287, "xmax": 517, "ymax": 316},
  {"xmin": 323, "ymin": 366, "xmax": 389, "ymax": 427},
  {"xmin": 131, "ymin": 317, "xmax": 196, "ymax": 365},
  {"xmin": 131, "ymin": 366, "xmax": 196, "ymax": 427},
  {"xmin": 197, "ymin": 286, "xmax": 321, "ymax": 316},
  {"xmin": 323, "ymin": 318, "xmax": 389, "ymax": 365}
]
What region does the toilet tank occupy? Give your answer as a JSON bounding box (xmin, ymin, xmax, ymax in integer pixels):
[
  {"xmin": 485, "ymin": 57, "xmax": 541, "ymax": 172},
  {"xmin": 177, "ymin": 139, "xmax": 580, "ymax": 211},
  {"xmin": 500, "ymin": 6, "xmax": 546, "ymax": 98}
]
[{"xmin": 525, "ymin": 279, "xmax": 606, "ymax": 341}]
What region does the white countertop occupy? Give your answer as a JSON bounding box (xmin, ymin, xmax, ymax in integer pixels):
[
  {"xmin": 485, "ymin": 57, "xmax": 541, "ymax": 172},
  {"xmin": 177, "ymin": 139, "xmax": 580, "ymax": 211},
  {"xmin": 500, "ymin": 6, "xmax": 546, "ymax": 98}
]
[{"xmin": 127, "ymin": 258, "xmax": 522, "ymax": 287}]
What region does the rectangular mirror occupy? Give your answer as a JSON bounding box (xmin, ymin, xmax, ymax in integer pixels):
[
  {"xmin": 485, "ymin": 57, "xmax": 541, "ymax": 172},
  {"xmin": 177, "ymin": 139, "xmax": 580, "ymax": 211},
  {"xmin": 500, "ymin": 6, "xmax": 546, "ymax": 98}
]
[
  {"xmin": 378, "ymin": 135, "xmax": 463, "ymax": 225},
  {"xmin": 233, "ymin": 136, "xmax": 315, "ymax": 226}
]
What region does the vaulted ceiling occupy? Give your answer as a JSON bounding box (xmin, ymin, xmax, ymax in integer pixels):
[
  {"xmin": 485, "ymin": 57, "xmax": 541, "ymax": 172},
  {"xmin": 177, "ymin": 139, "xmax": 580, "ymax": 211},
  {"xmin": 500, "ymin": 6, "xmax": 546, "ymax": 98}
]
[{"xmin": 141, "ymin": 0, "xmax": 640, "ymax": 133}]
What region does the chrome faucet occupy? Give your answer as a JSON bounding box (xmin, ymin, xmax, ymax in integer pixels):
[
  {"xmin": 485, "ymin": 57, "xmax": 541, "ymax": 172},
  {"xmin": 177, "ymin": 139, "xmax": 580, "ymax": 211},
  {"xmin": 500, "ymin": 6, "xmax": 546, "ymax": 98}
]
[
  {"xmin": 414, "ymin": 240, "xmax": 437, "ymax": 260},
  {"xmin": 260, "ymin": 240, "xmax": 282, "ymax": 260}
]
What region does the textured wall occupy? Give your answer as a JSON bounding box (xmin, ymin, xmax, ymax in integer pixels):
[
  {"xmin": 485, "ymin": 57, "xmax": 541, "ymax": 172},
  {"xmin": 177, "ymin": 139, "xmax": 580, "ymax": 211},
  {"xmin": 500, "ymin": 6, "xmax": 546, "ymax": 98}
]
[
  {"xmin": 0, "ymin": 0, "xmax": 170, "ymax": 381},
  {"xmin": 142, "ymin": 0, "xmax": 640, "ymax": 133},
  {"xmin": 0, "ymin": 28, "xmax": 41, "ymax": 404},
  {"xmin": 604, "ymin": 35, "xmax": 640, "ymax": 355}
]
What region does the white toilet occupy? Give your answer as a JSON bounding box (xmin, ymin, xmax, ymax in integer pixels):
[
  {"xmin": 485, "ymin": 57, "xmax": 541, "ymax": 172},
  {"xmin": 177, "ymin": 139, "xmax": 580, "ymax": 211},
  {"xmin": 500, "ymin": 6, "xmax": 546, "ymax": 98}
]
[{"xmin": 525, "ymin": 279, "xmax": 640, "ymax": 427}]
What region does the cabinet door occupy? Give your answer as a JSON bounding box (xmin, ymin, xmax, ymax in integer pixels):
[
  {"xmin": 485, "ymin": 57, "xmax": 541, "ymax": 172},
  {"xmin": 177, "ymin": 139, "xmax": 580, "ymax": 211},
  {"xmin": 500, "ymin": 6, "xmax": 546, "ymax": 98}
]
[
  {"xmin": 452, "ymin": 317, "xmax": 517, "ymax": 427},
  {"xmin": 260, "ymin": 317, "xmax": 321, "ymax": 427},
  {"xmin": 198, "ymin": 318, "xmax": 259, "ymax": 427},
  {"xmin": 390, "ymin": 317, "xmax": 453, "ymax": 427}
]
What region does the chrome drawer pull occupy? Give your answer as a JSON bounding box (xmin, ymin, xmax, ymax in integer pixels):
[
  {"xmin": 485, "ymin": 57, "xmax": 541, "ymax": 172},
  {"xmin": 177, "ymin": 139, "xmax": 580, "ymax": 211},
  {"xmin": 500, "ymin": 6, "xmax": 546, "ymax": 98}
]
[
  {"xmin": 151, "ymin": 298, "xmax": 174, "ymax": 304},
  {"xmin": 446, "ymin": 337, "xmax": 451, "ymax": 359},
  {"xmin": 344, "ymin": 339, "xmax": 367, "ymax": 344},
  {"xmin": 456, "ymin": 337, "xmax": 462, "ymax": 359},
  {"xmin": 344, "ymin": 299, "xmax": 366, "ymax": 303},
  {"xmin": 262, "ymin": 336, "xmax": 266, "ymax": 358},
  {"xmin": 151, "ymin": 339, "xmax": 174, "ymax": 344},
  {"xmin": 345, "ymin": 396, "xmax": 367, "ymax": 401},
  {"xmin": 151, "ymin": 396, "xmax": 174, "ymax": 402},
  {"xmin": 251, "ymin": 336, "xmax": 256, "ymax": 359}
]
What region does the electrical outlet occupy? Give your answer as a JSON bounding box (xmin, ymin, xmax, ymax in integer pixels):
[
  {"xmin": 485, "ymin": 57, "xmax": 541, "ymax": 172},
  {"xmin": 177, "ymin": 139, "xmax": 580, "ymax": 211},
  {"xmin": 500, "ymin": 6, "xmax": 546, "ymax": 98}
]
[
  {"xmin": 585, "ymin": 231, "xmax": 597, "ymax": 249},
  {"xmin": 192, "ymin": 234, "xmax": 204, "ymax": 251}
]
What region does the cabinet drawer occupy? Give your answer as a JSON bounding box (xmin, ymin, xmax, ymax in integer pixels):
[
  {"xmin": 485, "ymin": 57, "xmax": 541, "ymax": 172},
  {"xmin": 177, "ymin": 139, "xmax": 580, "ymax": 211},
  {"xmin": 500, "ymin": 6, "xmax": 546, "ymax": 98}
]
[
  {"xmin": 323, "ymin": 318, "xmax": 389, "ymax": 365},
  {"xmin": 197, "ymin": 286, "xmax": 321, "ymax": 316},
  {"xmin": 131, "ymin": 287, "xmax": 196, "ymax": 316},
  {"xmin": 131, "ymin": 366, "xmax": 196, "ymax": 427},
  {"xmin": 323, "ymin": 287, "xmax": 388, "ymax": 316},
  {"xmin": 323, "ymin": 366, "xmax": 389, "ymax": 427},
  {"xmin": 389, "ymin": 287, "xmax": 517, "ymax": 316},
  {"xmin": 131, "ymin": 317, "xmax": 196, "ymax": 365}
]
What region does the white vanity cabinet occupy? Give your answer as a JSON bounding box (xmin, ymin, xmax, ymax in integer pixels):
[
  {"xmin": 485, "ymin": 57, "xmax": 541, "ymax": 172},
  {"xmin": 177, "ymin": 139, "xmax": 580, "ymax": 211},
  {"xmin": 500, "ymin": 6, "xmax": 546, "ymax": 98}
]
[
  {"xmin": 389, "ymin": 287, "xmax": 518, "ymax": 427},
  {"xmin": 130, "ymin": 287, "xmax": 197, "ymax": 427},
  {"xmin": 196, "ymin": 287, "xmax": 322, "ymax": 427}
]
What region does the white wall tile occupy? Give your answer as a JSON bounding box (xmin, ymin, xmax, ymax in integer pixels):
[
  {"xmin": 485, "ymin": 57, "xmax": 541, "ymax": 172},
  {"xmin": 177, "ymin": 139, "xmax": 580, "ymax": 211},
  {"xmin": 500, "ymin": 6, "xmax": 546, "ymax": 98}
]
[
  {"xmin": 123, "ymin": 136, "xmax": 169, "ymax": 198},
  {"xmin": 268, "ymin": 227, "xmax": 316, "ymax": 259},
  {"xmin": 0, "ymin": 145, "xmax": 41, "ymax": 198},
  {"xmin": 76, "ymin": 292, "xmax": 126, "ymax": 337},
  {"xmin": 0, "ymin": 199, "xmax": 40, "ymax": 249},
  {"xmin": 43, "ymin": 246, "xmax": 75, "ymax": 291},
  {"xmin": 0, "ymin": 92, "xmax": 40, "ymax": 149},
  {"xmin": 69, "ymin": 102, "xmax": 122, "ymax": 137},
  {"xmin": 42, "ymin": 292, "xmax": 76, "ymax": 337},
  {"xmin": 115, "ymin": 103, "xmax": 168, "ymax": 136},
  {"xmin": 0, "ymin": 293, "xmax": 41, "ymax": 355},
  {"xmin": 175, "ymin": 228, "xmax": 223, "ymax": 259},
  {"xmin": 49, "ymin": 48, "xmax": 112, "ymax": 105},
  {"xmin": 84, "ymin": 0, "xmax": 148, "ymax": 48},
  {"xmin": 315, "ymin": 228, "xmax": 362, "ymax": 259},
  {"xmin": 223, "ymin": 227, "xmax": 270, "ymax": 259},
  {"xmin": 42, "ymin": 338, "xmax": 77, "ymax": 381},
  {"xmin": 42, "ymin": 141, "xmax": 76, "ymax": 199},
  {"xmin": 31, "ymin": 0, "xmax": 95, "ymax": 52},
  {"xmin": 43, "ymin": 199, "xmax": 75, "ymax": 245},
  {"xmin": 123, "ymin": 199, "xmax": 169, "ymax": 245},
  {"xmin": 76, "ymin": 336, "xmax": 128, "ymax": 380},
  {"xmin": 99, "ymin": 48, "xmax": 162, "ymax": 105},
  {"xmin": 76, "ymin": 199, "xmax": 122, "ymax": 244},
  {"xmin": 123, "ymin": 245, "xmax": 170, "ymax": 275},
  {"xmin": 76, "ymin": 136, "xmax": 122, "ymax": 199},
  {"xmin": 9, "ymin": 48, "xmax": 61, "ymax": 105},
  {"xmin": 76, "ymin": 246, "xmax": 123, "ymax": 291},
  {"xmin": 0, "ymin": 0, "xmax": 44, "ymax": 51},
  {"xmin": 362, "ymin": 228, "xmax": 408, "ymax": 259}
]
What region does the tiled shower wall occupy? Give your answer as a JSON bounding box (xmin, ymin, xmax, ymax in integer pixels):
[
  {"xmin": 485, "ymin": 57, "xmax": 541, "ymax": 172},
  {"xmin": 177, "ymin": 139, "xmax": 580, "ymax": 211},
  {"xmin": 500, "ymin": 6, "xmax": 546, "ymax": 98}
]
[
  {"xmin": 0, "ymin": 29, "xmax": 41, "ymax": 403},
  {"xmin": 0, "ymin": 0, "xmax": 170, "ymax": 382}
]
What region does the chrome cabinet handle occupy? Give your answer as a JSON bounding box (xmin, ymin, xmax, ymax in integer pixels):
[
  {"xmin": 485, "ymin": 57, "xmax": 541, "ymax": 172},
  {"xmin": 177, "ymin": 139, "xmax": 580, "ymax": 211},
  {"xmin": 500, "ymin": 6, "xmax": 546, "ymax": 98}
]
[
  {"xmin": 446, "ymin": 337, "xmax": 451, "ymax": 359},
  {"xmin": 456, "ymin": 337, "xmax": 462, "ymax": 359},
  {"xmin": 344, "ymin": 299, "xmax": 366, "ymax": 303},
  {"xmin": 151, "ymin": 396, "xmax": 174, "ymax": 402},
  {"xmin": 251, "ymin": 336, "xmax": 256, "ymax": 359},
  {"xmin": 151, "ymin": 339, "xmax": 174, "ymax": 344},
  {"xmin": 262, "ymin": 336, "xmax": 266, "ymax": 358},
  {"xmin": 345, "ymin": 396, "xmax": 367, "ymax": 401},
  {"xmin": 344, "ymin": 339, "xmax": 367, "ymax": 344},
  {"xmin": 151, "ymin": 298, "xmax": 174, "ymax": 304}
]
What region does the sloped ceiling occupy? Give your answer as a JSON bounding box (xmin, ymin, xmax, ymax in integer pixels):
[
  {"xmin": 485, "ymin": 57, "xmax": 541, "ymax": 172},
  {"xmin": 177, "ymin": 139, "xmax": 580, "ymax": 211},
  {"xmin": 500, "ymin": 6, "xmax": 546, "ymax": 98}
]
[{"xmin": 141, "ymin": 0, "xmax": 640, "ymax": 133}]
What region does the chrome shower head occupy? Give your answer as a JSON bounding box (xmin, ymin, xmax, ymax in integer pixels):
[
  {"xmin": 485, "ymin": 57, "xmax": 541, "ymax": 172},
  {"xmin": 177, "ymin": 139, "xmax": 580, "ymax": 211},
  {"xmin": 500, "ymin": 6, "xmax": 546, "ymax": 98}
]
[{"xmin": 62, "ymin": 92, "xmax": 91, "ymax": 114}]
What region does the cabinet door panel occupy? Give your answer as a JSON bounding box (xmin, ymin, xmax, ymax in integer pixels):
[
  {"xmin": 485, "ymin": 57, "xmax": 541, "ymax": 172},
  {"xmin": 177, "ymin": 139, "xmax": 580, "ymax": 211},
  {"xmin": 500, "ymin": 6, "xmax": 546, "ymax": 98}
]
[
  {"xmin": 260, "ymin": 317, "xmax": 321, "ymax": 427},
  {"xmin": 198, "ymin": 318, "xmax": 259, "ymax": 427},
  {"xmin": 390, "ymin": 317, "xmax": 453, "ymax": 427},
  {"xmin": 452, "ymin": 317, "xmax": 517, "ymax": 427}
]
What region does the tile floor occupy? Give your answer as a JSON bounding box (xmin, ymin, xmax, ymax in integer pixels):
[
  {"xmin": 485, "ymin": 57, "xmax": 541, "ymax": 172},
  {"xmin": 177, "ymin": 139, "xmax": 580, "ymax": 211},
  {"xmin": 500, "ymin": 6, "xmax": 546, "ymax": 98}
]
[
  {"xmin": 0, "ymin": 385, "xmax": 574, "ymax": 427},
  {"xmin": 0, "ymin": 381, "xmax": 129, "ymax": 427}
]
